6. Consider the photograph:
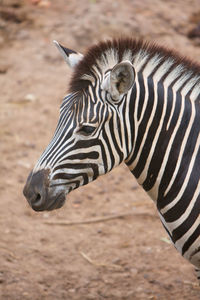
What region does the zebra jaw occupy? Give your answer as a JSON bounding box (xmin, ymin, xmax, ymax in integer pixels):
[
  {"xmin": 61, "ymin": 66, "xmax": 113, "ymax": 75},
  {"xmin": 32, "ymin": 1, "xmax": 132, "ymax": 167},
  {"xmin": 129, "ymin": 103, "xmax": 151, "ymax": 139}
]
[{"xmin": 53, "ymin": 40, "xmax": 83, "ymax": 68}]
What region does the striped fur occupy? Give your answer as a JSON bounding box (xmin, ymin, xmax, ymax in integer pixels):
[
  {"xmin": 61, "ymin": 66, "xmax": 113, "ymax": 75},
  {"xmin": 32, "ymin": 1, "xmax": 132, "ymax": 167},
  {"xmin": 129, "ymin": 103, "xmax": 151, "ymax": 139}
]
[{"xmin": 33, "ymin": 38, "xmax": 200, "ymax": 280}]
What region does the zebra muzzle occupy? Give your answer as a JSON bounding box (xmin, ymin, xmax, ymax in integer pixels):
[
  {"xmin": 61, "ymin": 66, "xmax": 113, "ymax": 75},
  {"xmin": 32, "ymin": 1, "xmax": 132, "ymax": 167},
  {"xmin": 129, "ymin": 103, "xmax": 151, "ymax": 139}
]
[{"xmin": 23, "ymin": 169, "xmax": 66, "ymax": 211}]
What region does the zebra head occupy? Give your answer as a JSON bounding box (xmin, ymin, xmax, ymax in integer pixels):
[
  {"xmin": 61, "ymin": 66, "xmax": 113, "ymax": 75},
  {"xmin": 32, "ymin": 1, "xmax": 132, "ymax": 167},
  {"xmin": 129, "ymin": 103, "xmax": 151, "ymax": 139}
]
[{"xmin": 23, "ymin": 40, "xmax": 135, "ymax": 211}]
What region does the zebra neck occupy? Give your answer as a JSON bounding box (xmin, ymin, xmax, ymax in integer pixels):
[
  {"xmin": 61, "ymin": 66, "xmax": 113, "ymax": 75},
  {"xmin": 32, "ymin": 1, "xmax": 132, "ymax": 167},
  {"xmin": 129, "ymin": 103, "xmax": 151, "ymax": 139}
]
[
  {"xmin": 125, "ymin": 74, "xmax": 162, "ymax": 201},
  {"xmin": 125, "ymin": 67, "xmax": 199, "ymax": 203}
]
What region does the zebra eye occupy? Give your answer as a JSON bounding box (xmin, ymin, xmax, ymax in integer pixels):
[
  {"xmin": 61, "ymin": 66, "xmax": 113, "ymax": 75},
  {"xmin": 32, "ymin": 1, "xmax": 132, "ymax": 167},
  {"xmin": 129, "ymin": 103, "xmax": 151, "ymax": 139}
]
[{"xmin": 77, "ymin": 125, "xmax": 96, "ymax": 136}]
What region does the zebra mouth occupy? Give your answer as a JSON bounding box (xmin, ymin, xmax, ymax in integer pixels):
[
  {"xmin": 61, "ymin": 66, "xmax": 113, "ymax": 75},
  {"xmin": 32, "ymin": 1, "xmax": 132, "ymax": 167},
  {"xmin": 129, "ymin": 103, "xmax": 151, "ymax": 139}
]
[
  {"xmin": 46, "ymin": 193, "xmax": 66, "ymax": 211},
  {"xmin": 31, "ymin": 192, "xmax": 66, "ymax": 212}
]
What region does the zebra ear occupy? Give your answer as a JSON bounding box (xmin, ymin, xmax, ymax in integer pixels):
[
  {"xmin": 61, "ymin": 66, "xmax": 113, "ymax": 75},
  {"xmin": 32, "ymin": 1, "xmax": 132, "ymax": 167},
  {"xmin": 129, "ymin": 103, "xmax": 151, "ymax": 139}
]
[
  {"xmin": 53, "ymin": 40, "xmax": 83, "ymax": 68},
  {"xmin": 102, "ymin": 61, "xmax": 135, "ymax": 101}
]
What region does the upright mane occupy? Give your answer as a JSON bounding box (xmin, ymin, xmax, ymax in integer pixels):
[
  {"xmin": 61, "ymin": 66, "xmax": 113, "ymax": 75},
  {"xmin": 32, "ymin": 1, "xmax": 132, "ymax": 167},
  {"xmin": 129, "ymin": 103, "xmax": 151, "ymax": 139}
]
[{"xmin": 69, "ymin": 38, "xmax": 200, "ymax": 98}]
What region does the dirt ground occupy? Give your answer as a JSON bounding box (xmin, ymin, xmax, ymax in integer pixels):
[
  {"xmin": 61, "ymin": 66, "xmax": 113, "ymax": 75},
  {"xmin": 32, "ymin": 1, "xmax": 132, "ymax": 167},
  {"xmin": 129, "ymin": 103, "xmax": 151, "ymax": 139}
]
[{"xmin": 1, "ymin": 0, "xmax": 200, "ymax": 299}]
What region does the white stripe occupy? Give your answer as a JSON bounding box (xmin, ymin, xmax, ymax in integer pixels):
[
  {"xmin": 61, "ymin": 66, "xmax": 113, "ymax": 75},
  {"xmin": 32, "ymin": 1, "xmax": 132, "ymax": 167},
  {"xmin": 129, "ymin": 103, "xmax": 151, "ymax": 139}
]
[
  {"xmin": 184, "ymin": 235, "xmax": 200, "ymax": 268},
  {"xmin": 127, "ymin": 58, "xmax": 160, "ymax": 170},
  {"xmin": 190, "ymin": 81, "xmax": 200, "ymax": 101},
  {"xmin": 165, "ymin": 179, "xmax": 200, "ymax": 231},
  {"xmin": 137, "ymin": 78, "xmax": 168, "ymax": 189},
  {"xmin": 125, "ymin": 76, "xmax": 140, "ymax": 163},
  {"xmin": 161, "ymin": 131, "xmax": 200, "ymax": 214},
  {"xmin": 175, "ymin": 214, "xmax": 200, "ymax": 259},
  {"xmin": 163, "ymin": 100, "xmax": 196, "ymax": 198},
  {"xmin": 148, "ymin": 83, "xmax": 185, "ymax": 200},
  {"xmin": 166, "ymin": 70, "xmax": 190, "ymax": 130},
  {"xmin": 138, "ymin": 74, "xmax": 149, "ymax": 124},
  {"xmin": 133, "ymin": 50, "xmax": 149, "ymax": 72}
]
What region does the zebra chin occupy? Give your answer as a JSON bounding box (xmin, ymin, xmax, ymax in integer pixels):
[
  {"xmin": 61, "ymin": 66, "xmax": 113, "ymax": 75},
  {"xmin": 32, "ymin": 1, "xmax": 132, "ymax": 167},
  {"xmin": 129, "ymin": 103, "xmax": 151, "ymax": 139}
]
[{"xmin": 23, "ymin": 169, "xmax": 66, "ymax": 212}]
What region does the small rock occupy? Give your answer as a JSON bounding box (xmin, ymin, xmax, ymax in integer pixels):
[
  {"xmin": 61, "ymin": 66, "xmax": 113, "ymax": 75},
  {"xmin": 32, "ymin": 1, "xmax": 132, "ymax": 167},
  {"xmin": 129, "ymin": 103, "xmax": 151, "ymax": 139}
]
[
  {"xmin": 24, "ymin": 93, "xmax": 37, "ymax": 102},
  {"xmin": 16, "ymin": 29, "xmax": 30, "ymax": 40},
  {"xmin": 31, "ymin": 0, "xmax": 41, "ymax": 4},
  {"xmin": 17, "ymin": 160, "xmax": 31, "ymax": 169},
  {"xmin": 68, "ymin": 288, "xmax": 76, "ymax": 293},
  {"xmin": 0, "ymin": 272, "xmax": 4, "ymax": 284},
  {"xmin": 130, "ymin": 268, "xmax": 138, "ymax": 276},
  {"xmin": 38, "ymin": 0, "xmax": 51, "ymax": 8},
  {"xmin": 42, "ymin": 213, "xmax": 50, "ymax": 219},
  {"xmin": 188, "ymin": 22, "xmax": 200, "ymax": 39},
  {"xmin": 0, "ymin": 64, "xmax": 9, "ymax": 74}
]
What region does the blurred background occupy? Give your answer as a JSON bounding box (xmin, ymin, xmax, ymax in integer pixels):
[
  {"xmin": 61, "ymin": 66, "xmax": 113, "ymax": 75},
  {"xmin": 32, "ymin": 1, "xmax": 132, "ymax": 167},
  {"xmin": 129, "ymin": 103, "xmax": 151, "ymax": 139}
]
[{"xmin": 0, "ymin": 0, "xmax": 200, "ymax": 299}]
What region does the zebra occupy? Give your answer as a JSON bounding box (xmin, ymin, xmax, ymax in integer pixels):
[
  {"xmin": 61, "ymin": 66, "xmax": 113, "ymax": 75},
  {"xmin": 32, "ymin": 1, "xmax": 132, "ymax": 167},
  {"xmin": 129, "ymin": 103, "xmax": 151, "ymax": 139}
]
[{"xmin": 23, "ymin": 38, "xmax": 200, "ymax": 282}]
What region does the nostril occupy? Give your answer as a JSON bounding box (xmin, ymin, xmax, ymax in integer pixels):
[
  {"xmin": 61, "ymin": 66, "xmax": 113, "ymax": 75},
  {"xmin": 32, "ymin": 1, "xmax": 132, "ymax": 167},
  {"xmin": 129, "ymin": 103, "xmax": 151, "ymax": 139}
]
[
  {"xmin": 34, "ymin": 193, "xmax": 41, "ymax": 204},
  {"xmin": 29, "ymin": 192, "xmax": 44, "ymax": 211},
  {"xmin": 30, "ymin": 191, "xmax": 44, "ymax": 207}
]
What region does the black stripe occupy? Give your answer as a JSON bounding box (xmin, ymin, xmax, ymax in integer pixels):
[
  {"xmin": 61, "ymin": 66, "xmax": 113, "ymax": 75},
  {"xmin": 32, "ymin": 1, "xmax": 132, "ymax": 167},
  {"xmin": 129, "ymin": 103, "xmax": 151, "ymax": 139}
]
[
  {"xmin": 161, "ymin": 133, "xmax": 199, "ymax": 223},
  {"xmin": 133, "ymin": 76, "xmax": 160, "ymax": 179},
  {"xmin": 127, "ymin": 75, "xmax": 154, "ymax": 167},
  {"xmin": 109, "ymin": 115, "xmax": 124, "ymax": 163},
  {"xmin": 142, "ymin": 80, "xmax": 165, "ymax": 190},
  {"xmin": 54, "ymin": 163, "xmax": 99, "ymax": 180},
  {"xmin": 57, "ymin": 139, "xmax": 101, "ymax": 164},
  {"xmin": 126, "ymin": 85, "xmax": 136, "ymax": 156},
  {"xmin": 171, "ymin": 195, "xmax": 200, "ymax": 243},
  {"xmin": 159, "ymin": 216, "xmax": 174, "ymax": 243},
  {"xmin": 143, "ymin": 85, "xmax": 173, "ymax": 192},
  {"xmin": 65, "ymin": 151, "xmax": 99, "ymax": 160},
  {"xmin": 137, "ymin": 73, "xmax": 145, "ymax": 120},
  {"xmin": 182, "ymin": 223, "xmax": 200, "ymax": 256},
  {"xmin": 102, "ymin": 128, "xmax": 115, "ymax": 169},
  {"xmin": 157, "ymin": 101, "xmax": 198, "ymax": 210},
  {"xmin": 53, "ymin": 172, "xmax": 89, "ymax": 185}
]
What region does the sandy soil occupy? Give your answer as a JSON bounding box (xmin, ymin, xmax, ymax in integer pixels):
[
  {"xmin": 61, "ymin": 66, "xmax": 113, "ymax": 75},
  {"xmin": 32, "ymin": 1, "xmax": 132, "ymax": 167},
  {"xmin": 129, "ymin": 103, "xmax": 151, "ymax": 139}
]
[{"xmin": 1, "ymin": 0, "xmax": 200, "ymax": 299}]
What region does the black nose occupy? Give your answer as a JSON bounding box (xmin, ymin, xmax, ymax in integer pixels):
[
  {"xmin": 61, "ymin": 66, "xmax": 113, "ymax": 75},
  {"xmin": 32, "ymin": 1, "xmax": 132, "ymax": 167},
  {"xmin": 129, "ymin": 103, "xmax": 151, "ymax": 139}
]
[{"xmin": 23, "ymin": 169, "xmax": 50, "ymax": 211}]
